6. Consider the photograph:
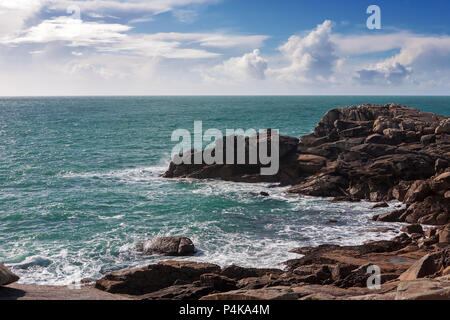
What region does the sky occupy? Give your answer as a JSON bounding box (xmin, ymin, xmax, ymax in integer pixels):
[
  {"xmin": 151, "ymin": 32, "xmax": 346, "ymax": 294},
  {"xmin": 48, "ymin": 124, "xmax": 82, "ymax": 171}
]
[{"xmin": 0, "ymin": 0, "xmax": 450, "ymax": 95}]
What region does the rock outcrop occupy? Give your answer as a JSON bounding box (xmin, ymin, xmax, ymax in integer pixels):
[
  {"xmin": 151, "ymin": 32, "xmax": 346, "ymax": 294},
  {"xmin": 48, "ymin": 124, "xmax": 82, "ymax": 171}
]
[
  {"xmin": 95, "ymin": 260, "xmax": 220, "ymax": 295},
  {"xmin": 93, "ymin": 230, "xmax": 450, "ymax": 300},
  {"xmin": 163, "ymin": 132, "xmax": 300, "ymax": 184},
  {"xmin": 0, "ymin": 263, "xmax": 19, "ymax": 286},
  {"xmin": 163, "ymin": 103, "xmax": 449, "ymax": 225},
  {"xmin": 399, "ymin": 248, "xmax": 450, "ymax": 280}
]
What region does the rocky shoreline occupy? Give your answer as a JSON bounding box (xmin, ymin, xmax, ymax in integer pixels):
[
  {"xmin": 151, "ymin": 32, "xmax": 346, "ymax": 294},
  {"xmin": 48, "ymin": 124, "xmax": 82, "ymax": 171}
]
[{"xmin": 1, "ymin": 103, "xmax": 449, "ymax": 300}]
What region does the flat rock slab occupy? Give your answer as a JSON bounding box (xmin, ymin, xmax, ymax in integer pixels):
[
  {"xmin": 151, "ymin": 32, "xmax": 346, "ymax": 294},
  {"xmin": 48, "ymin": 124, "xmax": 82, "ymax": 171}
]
[
  {"xmin": 396, "ymin": 276, "xmax": 450, "ymax": 300},
  {"xmin": 0, "ymin": 283, "xmax": 132, "ymax": 300}
]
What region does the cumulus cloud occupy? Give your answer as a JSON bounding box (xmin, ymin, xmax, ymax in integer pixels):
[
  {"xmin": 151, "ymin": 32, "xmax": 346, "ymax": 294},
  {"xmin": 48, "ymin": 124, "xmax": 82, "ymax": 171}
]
[
  {"xmin": 356, "ymin": 61, "xmax": 412, "ymax": 85},
  {"xmin": 200, "ymin": 49, "xmax": 268, "ymax": 83},
  {"xmin": 353, "ymin": 35, "xmax": 450, "ymax": 85},
  {"xmin": 385, "ymin": 36, "xmax": 450, "ymax": 72},
  {"xmin": 0, "ymin": 0, "xmax": 45, "ymax": 38},
  {"xmin": 270, "ymin": 20, "xmax": 339, "ymax": 82}
]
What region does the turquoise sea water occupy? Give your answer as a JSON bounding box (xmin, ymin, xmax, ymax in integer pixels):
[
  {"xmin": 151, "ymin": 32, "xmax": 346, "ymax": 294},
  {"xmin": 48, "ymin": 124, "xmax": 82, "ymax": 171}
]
[{"xmin": 0, "ymin": 96, "xmax": 449, "ymax": 285}]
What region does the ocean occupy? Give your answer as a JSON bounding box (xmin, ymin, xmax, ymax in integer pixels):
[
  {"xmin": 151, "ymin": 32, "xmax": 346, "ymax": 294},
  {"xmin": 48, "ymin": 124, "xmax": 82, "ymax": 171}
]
[{"xmin": 1, "ymin": 96, "xmax": 449, "ymax": 285}]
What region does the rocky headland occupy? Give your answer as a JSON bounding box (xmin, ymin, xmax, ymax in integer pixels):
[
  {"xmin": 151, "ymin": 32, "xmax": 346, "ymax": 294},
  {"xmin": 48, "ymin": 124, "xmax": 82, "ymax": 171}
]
[
  {"xmin": 1, "ymin": 103, "xmax": 449, "ymax": 300},
  {"xmin": 164, "ymin": 103, "xmax": 449, "ymax": 226}
]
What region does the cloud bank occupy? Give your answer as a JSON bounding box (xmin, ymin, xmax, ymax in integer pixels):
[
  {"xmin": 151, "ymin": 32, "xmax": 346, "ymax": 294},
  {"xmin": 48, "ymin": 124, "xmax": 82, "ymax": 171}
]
[{"xmin": 0, "ymin": 1, "xmax": 449, "ymax": 95}]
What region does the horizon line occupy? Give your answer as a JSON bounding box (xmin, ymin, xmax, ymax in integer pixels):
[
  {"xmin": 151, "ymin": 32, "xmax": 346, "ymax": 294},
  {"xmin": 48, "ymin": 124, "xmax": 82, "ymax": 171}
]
[{"xmin": 1, "ymin": 94, "xmax": 450, "ymax": 98}]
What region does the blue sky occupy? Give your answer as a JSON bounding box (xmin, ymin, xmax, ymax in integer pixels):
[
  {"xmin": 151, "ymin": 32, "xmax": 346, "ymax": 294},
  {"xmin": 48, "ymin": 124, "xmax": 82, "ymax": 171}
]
[{"xmin": 0, "ymin": 0, "xmax": 449, "ymax": 95}]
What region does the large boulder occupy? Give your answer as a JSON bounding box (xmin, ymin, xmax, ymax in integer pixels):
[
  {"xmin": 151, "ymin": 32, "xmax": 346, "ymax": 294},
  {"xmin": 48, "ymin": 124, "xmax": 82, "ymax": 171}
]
[
  {"xmin": 438, "ymin": 225, "xmax": 450, "ymax": 243},
  {"xmin": 0, "ymin": 263, "xmax": 19, "ymax": 286},
  {"xmin": 95, "ymin": 260, "xmax": 221, "ymax": 295},
  {"xmin": 142, "ymin": 237, "xmax": 195, "ymax": 256},
  {"xmin": 430, "ymin": 172, "xmax": 450, "ymax": 195},
  {"xmin": 435, "ymin": 119, "xmax": 450, "ymax": 135},
  {"xmin": 399, "ymin": 249, "xmax": 450, "ymax": 281},
  {"xmin": 400, "ymin": 224, "xmax": 424, "ymax": 235},
  {"xmin": 404, "ymin": 180, "xmax": 431, "ymax": 204}
]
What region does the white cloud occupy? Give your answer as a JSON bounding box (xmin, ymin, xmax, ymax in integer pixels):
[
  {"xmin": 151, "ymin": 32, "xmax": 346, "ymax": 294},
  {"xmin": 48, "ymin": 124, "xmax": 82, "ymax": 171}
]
[
  {"xmin": 355, "ymin": 61, "xmax": 412, "ymax": 85},
  {"xmin": 0, "ymin": 0, "xmax": 218, "ymax": 40},
  {"xmin": 4, "ymin": 16, "xmax": 131, "ymax": 46},
  {"xmin": 172, "ymin": 9, "xmax": 198, "ymax": 23},
  {"xmin": 100, "ymin": 34, "xmax": 221, "ymax": 59},
  {"xmin": 2, "ymin": 16, "xmax": 268, "ymax": 60},
  {"xmin": 146, "ymin": 33, "xmax": 269, "ymax": 49},
  {"xmin": 384, "ymin": 36, "xmax": 450, "ymax": 71},
  {"xmin": 47, "ymin": 0, "xmax": 217, "ymax": 15},
  {"xmin": 270, "ymin": 20, "xmax": 339, "ymax": 82},
  {"xmin": 201, "ymin": 49, "xmax": 268, "ymax": 83},
  {"xmin": 0, "ymin": 0, "xmax": 46, "ymax": 38},
  {"xmin": 353, "ymin": 35, "xmax": 450, "ymax": 85}
]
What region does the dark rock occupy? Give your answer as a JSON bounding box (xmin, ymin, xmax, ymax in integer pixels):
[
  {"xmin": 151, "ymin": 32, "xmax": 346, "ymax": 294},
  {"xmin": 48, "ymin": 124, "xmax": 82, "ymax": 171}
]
[
  {"xmin": 139, "ymin": 284, "xmax": 215, "ymax": 300},
  {"xmin": 142, "ymin": 237, "xmax": 195, "ymax": 256},
  {"xmin": 221, "ymin": 265, "xmax": 283, "ymax": 281},
  {"xmin": 435, "ymin": 119, "xmax": 450, "ymax": 134},
  {"xmin": 163, "ymin": 130, "xmax": 300, "ymax": 184},
  {"xmin": 163, "ymin": 103, "xmax": 449, "ymax": 226},
  {"xmin": 410, "ymin": 233, "xmax": 423, "ymax": 240},
  {"xmin": 430, "ymin": 172, "xmax": 450, "ymax": 195},
  {"xmin": 400, "ymin": 224, "xmax": 424, "ymax": 235},
  {"xmin": 95, "ymin": 260, "xmax": 221, "ymax": 295},
  {"xmin": 421, "ymin": 134, "xmax": 436, "ymax": 145},
  {"xmin": 372, "ymin": 202, "xmax": 389, "ymax": 209},
  {"xmin": 438, "ymin": 225, "xmax": 450, "ymax": 244},
  {"xmin": 287, "ymin": 174, "xmax": 346, "ymax": 197},
  {"xmin": 199, "ymin": 273, "xmax": 237, "ymax": 292},
  {"xmin": 259, "ymin": 191, "xmax": 269, "ymax": 197},
  {"xmin": 297, "ymin": 154, "xmax": 327, "ymax": 174},
  {"xmin": 375, "ymin": 210, "xmax": 405, "ymax": 222},
  {"xmin": 331, "ymin": 196, "xmax": 361, "ymax": 202},
  {"xmin": 425, "ymin": 227, "xmax": 439, "ymax": 238},
  {"xmin": 404, "ymin": 181, "xmax": 431, "ymax": 204},
  {"xmin": 391, "ymin": 181, "xmax": 413, "ymax": 201},
  {"xmin": 80, "ymin": 278, "xmax": 96, "ymax": 285}
]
